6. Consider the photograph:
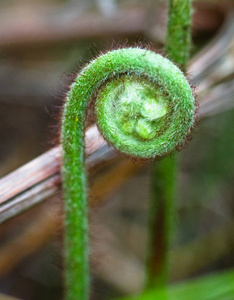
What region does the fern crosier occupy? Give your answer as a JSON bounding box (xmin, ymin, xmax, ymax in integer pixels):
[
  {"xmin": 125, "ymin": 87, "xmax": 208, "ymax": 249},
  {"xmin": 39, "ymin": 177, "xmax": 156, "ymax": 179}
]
[{"xmin": 61, "ymin": 47, "xmax": 195, "ymax": 300}]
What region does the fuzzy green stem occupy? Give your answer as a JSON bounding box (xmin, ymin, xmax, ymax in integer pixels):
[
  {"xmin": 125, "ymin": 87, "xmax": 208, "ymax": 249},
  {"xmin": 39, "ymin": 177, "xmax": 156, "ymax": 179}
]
[
  {"xmin": 61, "ymin": 48, "xmax": 195, "ymax": 300},
  {"xmin": 146, "ymin": 154, "xmax": 177, "ymax": 289},
  {"xmin": 145, "ymin": 0, "xmax": 193, "ymax": 291},
  {"xmin": 166, "ymin": 0, "xmax": 192, "ymax": 69}
]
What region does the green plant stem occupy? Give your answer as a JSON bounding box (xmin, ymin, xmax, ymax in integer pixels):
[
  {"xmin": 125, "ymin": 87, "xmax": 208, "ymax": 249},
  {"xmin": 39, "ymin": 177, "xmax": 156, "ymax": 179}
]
[
  {"xmin": 166, "ymin": 0, "xmax": 192, "ymax": 69},
  {"xmin": 146, "ymin": 154, "xmax": 177, "ymax": 289},
  {"xmin": 145, "ymin": 0, "xmax": 192, "ymax": 291}
]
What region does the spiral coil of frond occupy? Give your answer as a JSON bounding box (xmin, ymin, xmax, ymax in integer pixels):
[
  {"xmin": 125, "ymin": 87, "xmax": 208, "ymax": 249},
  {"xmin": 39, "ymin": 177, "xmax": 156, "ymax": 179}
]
[{"xmin": 61, "ymin": 47, "xmax": 195, "ymax": 300}]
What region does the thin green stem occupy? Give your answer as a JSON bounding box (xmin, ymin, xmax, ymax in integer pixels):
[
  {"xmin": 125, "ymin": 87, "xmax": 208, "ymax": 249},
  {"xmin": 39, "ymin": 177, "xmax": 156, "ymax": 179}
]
[
  {"xmin": 146, "ymin": 154, "xmax": 177, "ymax": 289},
  {"xmin": 166, "ymin": 0, "xmax": 192, "ymax": 69},
  {"xmin": 145, "ymin": 0, "xmax": 193, "ymax": 291}
]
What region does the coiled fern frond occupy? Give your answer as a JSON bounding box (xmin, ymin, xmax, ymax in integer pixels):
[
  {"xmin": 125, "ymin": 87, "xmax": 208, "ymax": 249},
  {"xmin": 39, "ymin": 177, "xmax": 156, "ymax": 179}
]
[{"xmin": 61, "ymin": 47, "xmax": 196, "ymax": 300}]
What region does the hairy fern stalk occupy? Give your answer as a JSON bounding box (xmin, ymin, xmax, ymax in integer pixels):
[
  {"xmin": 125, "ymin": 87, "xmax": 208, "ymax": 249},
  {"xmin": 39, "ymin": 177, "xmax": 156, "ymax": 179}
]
[{"xmin": 61, "ymin": 47, "xmax": 196, "ymax": 300}]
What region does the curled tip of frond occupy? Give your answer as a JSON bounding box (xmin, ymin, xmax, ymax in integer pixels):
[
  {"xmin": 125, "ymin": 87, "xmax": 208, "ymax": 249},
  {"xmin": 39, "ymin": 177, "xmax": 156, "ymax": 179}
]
[{"xmin": 91, "ymin": 48, "xmax": 196, "ymax": 159}]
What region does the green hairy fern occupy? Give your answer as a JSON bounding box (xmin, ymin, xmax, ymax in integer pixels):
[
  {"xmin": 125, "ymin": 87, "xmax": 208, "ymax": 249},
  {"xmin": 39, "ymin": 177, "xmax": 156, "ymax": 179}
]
[{"xmin": 61, "ymin": 47, "xmax": 195, "ymax": 300}]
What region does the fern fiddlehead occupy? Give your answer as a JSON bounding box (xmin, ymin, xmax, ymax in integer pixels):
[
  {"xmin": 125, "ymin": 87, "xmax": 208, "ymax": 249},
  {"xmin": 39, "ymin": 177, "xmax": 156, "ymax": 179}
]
[{"xmin": 61, "ymin": 47, "xmax": 196, "ymax": 300}]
